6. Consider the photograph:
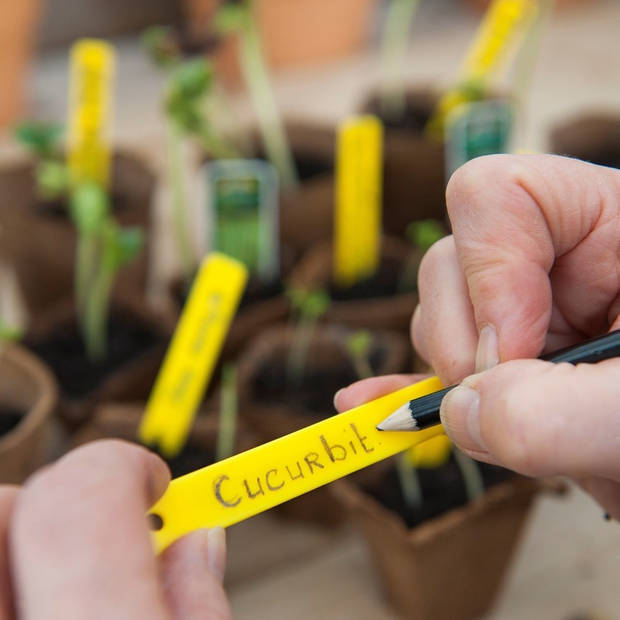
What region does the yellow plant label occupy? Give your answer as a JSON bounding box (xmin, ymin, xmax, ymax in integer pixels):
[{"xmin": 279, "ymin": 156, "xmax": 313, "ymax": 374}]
[
  {"xmin": 67, "ymin": 39, "xmax": 116, "ymax": 187},
  {"xmin": 405, "ymin": 433, "xmax": 452, "ymax": 468},
  {"xmin": 462, "ymin": 0, "xmax": 537, "ymax": 81},
  {"xmin": 138, "ymin": 253, "xmax": 248, "ymax": 458},
  {"xmin": 334, "ymin": 115, "xmax": 383, "ymax": 287},
  {"xmin": 150, "ymin": 376, "xmax": 444, "ymax": 553},
  {"xmin": 428, "ymin": 0, "xmax": 537, "ymax": 135}
]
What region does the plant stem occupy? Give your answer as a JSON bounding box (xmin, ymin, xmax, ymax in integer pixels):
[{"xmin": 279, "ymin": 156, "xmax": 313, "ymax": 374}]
[
  {"xmin": 379, "ymin": 0, "xmax": 420, "ymax": 120},
  {"xmin": 196, "ymin": 121, "xmax": 241, "ymax": 160},
  {"xmin": 352, "ymin": 354, "xmax": 373, "ymax": 381},
  {"xmin": 511, "ymin": 0, "xmax": 554, "ymax": 107},
  {"xmin": 397, "ymin": 247, "xmax": 423, "ymax": 293},
  {"xmin": 217, "ymin": 364, "xmax": 238, "ymax": 462},
  {"xmin": 167, "ymin": 120, "xmax": 195, "ymax": 284},
  {"xmin": 287, "ymin": 315, "xmax": 316, "ymax": 384},
  {"xmin": 396, "ymin": 452, "xmax": 423, "ymax": 510},
  {"xmin": 75, "ymin": 230, "xmax": 98, "ymax": 326},
  {"xmin": 453, "ymin": 447, "xmax": 485, "ymax": 502},
  {"xmin": 83, "ymin": 253, "xmax": 115, "ymax": 362},
  {"xmin": 238, "ymin": 6, "xmax": 298, "ymax": 189}
]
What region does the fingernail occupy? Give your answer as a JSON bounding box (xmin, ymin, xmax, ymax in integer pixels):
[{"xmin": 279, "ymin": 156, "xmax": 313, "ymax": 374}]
[
  {"xmin": 333, "ymin": 389, "xmax": 344, "ymax": 410},
  {"xmin": 440, "ymin": 385, "xmax": 484, "ymax": 453},
  {"xmin": 206, "ymin": 527, "xmax": 226, "ymax": 583},
  {"xmin": 475, "ymin": 324, "xmax": 499, "ymax": 373}
]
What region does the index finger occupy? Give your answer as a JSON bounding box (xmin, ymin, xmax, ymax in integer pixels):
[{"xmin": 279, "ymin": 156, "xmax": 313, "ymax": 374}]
[
  {"xmin": 446, "ymin": 154, "xmax": 620, "ymax": 362},
  {"xmin": 9, "ymin": 440, "xmax": 171, "ymax": 619}
]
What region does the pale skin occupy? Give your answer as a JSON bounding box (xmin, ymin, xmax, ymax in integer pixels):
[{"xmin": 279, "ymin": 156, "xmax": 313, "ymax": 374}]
[
  {"xmin": 335, "ymin": 154, "xmax": 620, "ymax": 518},
  {"xmin": 0, "ymin": 440, "xmax": 231, "ymax": 619}
]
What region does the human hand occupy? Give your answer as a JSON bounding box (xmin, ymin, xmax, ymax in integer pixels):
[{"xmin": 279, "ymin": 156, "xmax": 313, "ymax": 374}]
[
  {"xmin": 0, "ymin": 440, "xmax": 231, "ymax": 619},
  {"xmin": 335, "ymin": 154, "xmax": 620, "ymax": 517}
]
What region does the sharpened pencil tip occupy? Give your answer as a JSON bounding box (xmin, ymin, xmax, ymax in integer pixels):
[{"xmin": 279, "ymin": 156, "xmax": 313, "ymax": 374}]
[{"xmin": 376, "ymin": 402, "xmax": 416, "ymax": 432}]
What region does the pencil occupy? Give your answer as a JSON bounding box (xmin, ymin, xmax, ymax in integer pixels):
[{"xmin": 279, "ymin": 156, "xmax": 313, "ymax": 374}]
[{"xmin": 377, "ymin": 329, "xmax": 620, "ymax": 432}]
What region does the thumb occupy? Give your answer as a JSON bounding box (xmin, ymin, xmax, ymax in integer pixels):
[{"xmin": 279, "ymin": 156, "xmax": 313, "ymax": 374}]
[{"xmin": 439, "ymin": 358, "xmax": 620, "ymax": 480}]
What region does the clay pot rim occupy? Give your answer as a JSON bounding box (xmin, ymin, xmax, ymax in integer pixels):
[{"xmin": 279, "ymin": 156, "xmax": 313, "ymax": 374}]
[
  {"xmin": 0, "ymin": 343, "xmax": 57, "ymax": 455},
  {"xmin": 335, "ymin": 473, "xmax": 554, "ymax": 547}
]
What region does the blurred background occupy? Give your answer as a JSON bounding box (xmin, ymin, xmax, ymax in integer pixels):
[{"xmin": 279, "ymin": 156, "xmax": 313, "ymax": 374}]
[{"xmin": 1, "ymin": 0, "xmax": 620, "ymax": 618}]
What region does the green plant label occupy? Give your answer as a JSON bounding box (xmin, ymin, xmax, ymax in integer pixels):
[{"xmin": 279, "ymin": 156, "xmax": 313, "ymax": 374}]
[
  {"xmin": 206, "ymin": 159, "xmax": 279, "ymax": 281},
  {"xmin": 445, "ymin": 99, "xmax": 514, "ymax": 179}
]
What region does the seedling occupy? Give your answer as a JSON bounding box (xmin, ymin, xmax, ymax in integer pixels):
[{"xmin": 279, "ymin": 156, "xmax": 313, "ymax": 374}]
[
  {"xmin": 15, "ymin": 125, "xmax": 143, "ymax": 362},
  {"xmin": 398, "ymin": 219, "xmax": 446, "ymax": 292},
  {"xmin": 379, "ymin": 0, "xmax": 421, "ymax": 120},
  {"xmin": 285, "ymin": 287, "xmax": 330, "ymax": 383},
  {"xmin": 214, "ymin": 0, "xmax": 298, "ymax": 189},
  {"xmin": 216, "ymin": 363, "xmax": 238, "ymax": 462},
  {"xmin": 70, "ymin": 183, "xmax": 143, "ymax": 361},
  {"xmin": 345, "ymin": 330, "xmax": 374, "ymax": 380},
  {"xmin": 14, "ymin": 123, "xmax": 69, "ymax": 199}
]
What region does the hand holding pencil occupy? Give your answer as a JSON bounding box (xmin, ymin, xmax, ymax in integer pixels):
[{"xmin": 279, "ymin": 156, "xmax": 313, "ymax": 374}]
[{"xmin": 335, "ymin": 154, "xmax": 620, "ymax": 519}]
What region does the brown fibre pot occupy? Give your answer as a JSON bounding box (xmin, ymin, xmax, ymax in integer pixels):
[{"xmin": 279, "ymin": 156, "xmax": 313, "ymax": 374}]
[
  {"xmin": 0, "ymin": 150, "xmax": 155, "ymax": 315},
  {"xmin": 24, "ymin": 295, "xmax": 173, "ymax": 430},
  {"xmin": 289, "ymin": 235, "xmax": 419, "ymax": 334},
  {"xmin": 213, "ymin": 0, "xmax": 378, "ymax": 89},
  {"xmin": 359, "ymin": 88, "xmax": 447, "ymax": 237},
  {"xmin": 334, "ymin": 469, "xmax": 565, "ymax": 620},
  {"xmin": 0, "ymin": 344, "xmax": 57, "ymax": 483},
  {"xmin": 549, "ymin": 113, "xmax": 620, "ymax": 170},
  {"xmin": 236, "ymin": 323, "xmax": 409, "ymax": 525},
  {"xmin": 74, "ymin": 402, "xmax": 258, "ymax": 478},
  {"xmin": 0, "ymin": 0, "xmax": 41, "ymax": 129}
]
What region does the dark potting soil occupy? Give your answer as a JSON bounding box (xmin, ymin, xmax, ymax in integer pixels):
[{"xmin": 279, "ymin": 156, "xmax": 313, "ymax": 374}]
[
  {"xmin": 26, "ymin": 314, "xmax": 160, "ymax": 399},
  {"xmin": 32, "ymin": 191, "xmax": 130, "ymax": 219},
  {"xmin": 0, "ymin": 407, "xmax": 24, "ymax": 437},
  {"xmin": 174, "ymin": 275, "xmax": 283, "ymax": 311},
  {"xmin": 364, "ymin": 96, "xmax": 432, "ymax": 134},
  {"xmin": 150, "ymin": 442, "xmax": 216, "ymax": 479},
  {"xmin": 329, "ymin": 255, "xmax": 411, "ymax": 301},
  {"xmin": 580, "ymin": 147, "xmax": 620, "ymax": 170},
  {"xmin": 252, "ymin": 348, "xmax": 386, "ymax": 416},
  {"xmin": 365, "ymin": 456, "xmax": 514, "ymax": 529}
]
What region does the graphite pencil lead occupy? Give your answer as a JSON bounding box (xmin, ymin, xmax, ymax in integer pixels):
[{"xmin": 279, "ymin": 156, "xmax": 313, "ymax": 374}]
[{"xmin": 376, "ymin": 402, "xmax": 416, "ymax": 431}]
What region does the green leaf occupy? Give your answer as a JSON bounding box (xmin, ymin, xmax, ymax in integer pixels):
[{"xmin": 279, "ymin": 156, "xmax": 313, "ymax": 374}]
[
  {"xmin": 286, "ymin": 287, "xmax": 330, "ymax": 320},
  {"xmin": 141, "ymin": 26, "xmax": 179, "ymax": 68},
  {"xmin": 69, "ymin": 182, "xmax": 109, "ymax": 233},
  {"xmin": 0, "ymin": 321, "xmax": 23, "ymax": 343},
  {"xmin": 113, "ymin": 227, "xmax": 144, "ymax": 267},
  {"xmin": 406, "ymin": 219, "xmax": 446, "ymax": 252},
  {"xmin": 36, "ymin": 160, "xmax": 70, "ymax": 199},
  {"xmin": 213, "ymin": 3, "xmax": 251, "ymax": 35},
  {"xmin": 14, "ymin": 122, "xmax": 63, "ymax": 157},
  {"xmin": 346, "ymin": 330, "xmax": 372, "ymax": 359}
]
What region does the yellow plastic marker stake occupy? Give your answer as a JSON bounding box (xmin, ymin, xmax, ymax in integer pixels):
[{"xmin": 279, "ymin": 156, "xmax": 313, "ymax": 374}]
[
  {"xmin": 139, "ymin": 253, "xmax": 248, "ymax": 457},
  {"xmin": 67, "ymin": 39, "xmax": 116, "ymax": 187},
  {"xmin": 334, "ymin": 115, "xmax": 383, "ymax": 287},
  {"xmin": 428, "ymin": 0, "xmax": 538, "ymax": 135},
  {"xmin": 150, "ymin": 376, "xmax": 444, "ymax": 553},
  {"xmin": 405, "ymin": 433, "xmax": 452, "ymax": 468}
]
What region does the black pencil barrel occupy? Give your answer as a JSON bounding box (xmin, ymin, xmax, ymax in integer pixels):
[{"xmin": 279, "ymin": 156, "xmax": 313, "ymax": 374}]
[{"xmin": 411, "ymin": 329, "xmax": 620, "ymax": 431}]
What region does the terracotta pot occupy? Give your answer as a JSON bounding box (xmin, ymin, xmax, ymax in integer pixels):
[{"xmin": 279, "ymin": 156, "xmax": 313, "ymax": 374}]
[
  {"xmin": 359, "ymin": 88, "xmax": 447, "ymax": 237},
  {"xmin": 289, "ymin": 235, "xmax": 418, "ymax": 334},
  {"xmin": 549, "ymin": 113, "xmax": 620, "ymax": 169},
  {"xmin": 214, "ymin": 0, "xmax": 378, "ymax": 88},
  {"xmin": 181, "ymin": 0, "xmax": 219, "ymax": 40},
  {"xmin": 236, "ymin": 323, "xmax": 409, "ymax": 525},
  {"xmin": 0, "ymin": 344, "xmax": 57, "ymax": 483},
  {"xmin": 0, "ymin": 0, "xmax": 41, "ymax": 129},
  {"xmin": 334, "ymin": 473, "xmax": 564, "ymax": 620},
  {"xmin": 24, "ymin": 295, "xmax": 172, "ymax": 429},
  {"xmin": 0, "ymin": 150, "xmax": 155, "ymax": 315}
]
